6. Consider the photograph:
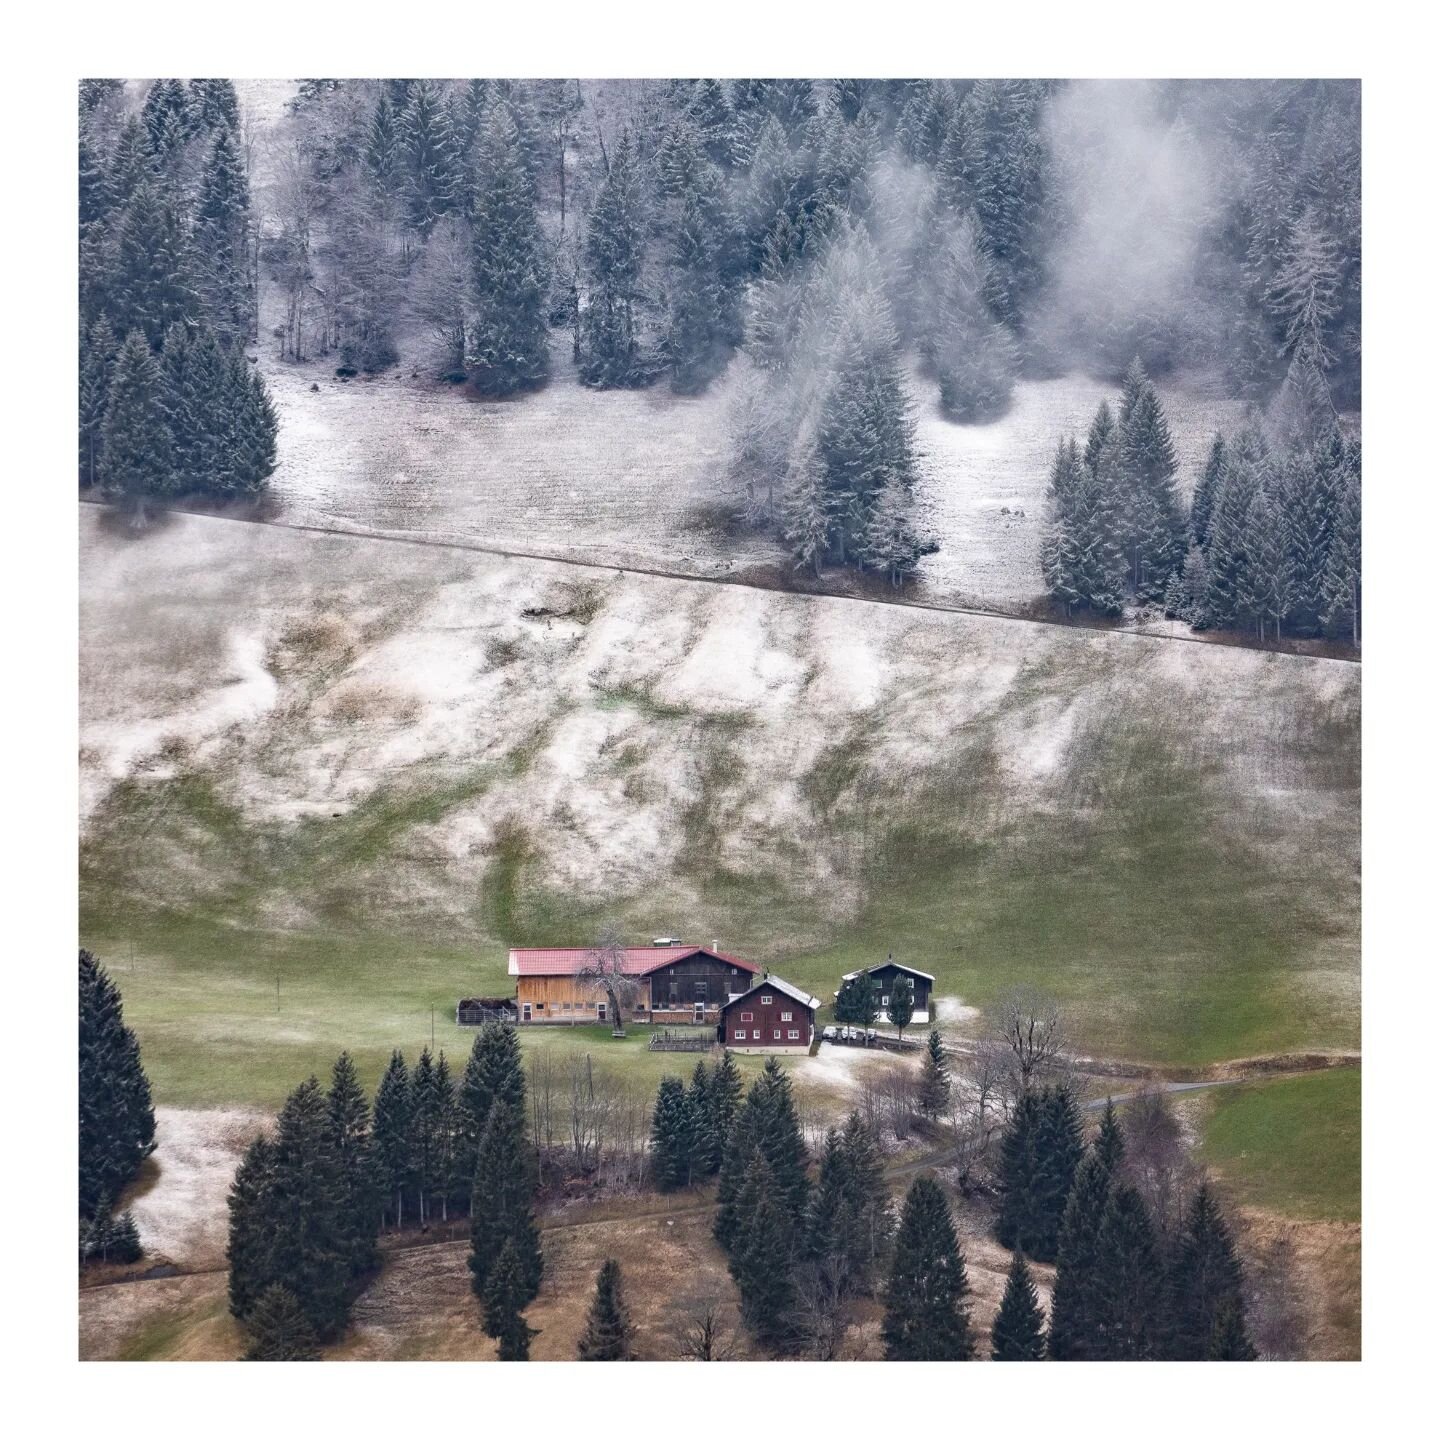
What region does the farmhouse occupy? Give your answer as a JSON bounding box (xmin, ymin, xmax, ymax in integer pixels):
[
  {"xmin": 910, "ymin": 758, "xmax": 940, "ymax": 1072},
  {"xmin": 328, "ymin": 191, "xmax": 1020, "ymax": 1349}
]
[
  {"xmin": 721, "ymin": 976, "xmax": 822, "ymax": 1055},
  {"xmin": 507, "ymin": 943, "xmax": 759, "ymax": 1026},
  {"xmin": 840, "ymin": 957, "xmax": 934, "ymax": 1024}
]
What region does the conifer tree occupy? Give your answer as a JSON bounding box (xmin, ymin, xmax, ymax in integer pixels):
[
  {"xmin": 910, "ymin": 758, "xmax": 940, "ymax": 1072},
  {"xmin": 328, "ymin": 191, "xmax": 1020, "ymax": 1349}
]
[
  {"xmin": 1322, "ymin": 467, "xmax": 1361, "ymax": 644},
  {"xmin": 579, "ymin": 130, "xmax": 651, "ymax": 388},
  {"xmin": 1116, "ymin": 360, "xmax": 1185, "ymax": 598},
  {"xmin": 459, "ymin": 1023, "xmax": 526, "ymax": 1162},
  {"xmin": 484, "ymin": 1237, "xmax": 538, "ymax": 1360},
  {"xmin": 714, "ymin": 1058, "xmax": 809, "ymax": 1256},
  {"xmin": 188, "ymin": 79, "xmax": 240, "ymax": 135},
  {"xmin": 833, "ymin": 974, "xmax": 879, "ymax": 1027},
  {"xmin": 227, "ymin": 1134, "xmax": 278, "ymax": 1321},
  {"xmin": 401, "ymin": 79, "xmax": 459, "ymax": 236},
  {"xmin": 411, "ymin": 1047, "xmax": 442, "ymax": 1225},
  {"xmin": 746, "ymin": 212, "xmax": 805, "ymax": 371},
  {"xmin": 1093, "ymin": 1098, "xmax": 1125, "ymax": 1175},
  {"xmin": 651, "ymin": 1076, "xmax": 696, "ymax": 1191},
  {"xmin": 731, "ymin": 1155, "xmax": 798, "ymax": 1352},
  {"xmin": 110, "ymin": 182, "xmax": 196, "ymax": 347},
  {"xmin": 325, "ymin": 1051, "xmax": 379, "ymax": 1281},
  {"xmin": 881, "ymin": 1176, "xmax": 974, "ymax": 1360},
  {"xmin": 371, "ymin": 1050, "xmax": 414, "ymax": 1228},
  {"xmin": 992, "ymin": 1251, "xmax": 1047, "ymax": 1360},
  {"xmin": 243, "ymin": 1284, "xmax": 320, "ymax": 1361},
  {"xmin": 665, "ymin": 179, "xmax": 735, "ymax": 394},
  {"xmin": 886, "ymin": 977, "xmax": 916, "ymax": 1038},
  {"xmin": 917, "ymin": 1028, "xmax": 951, "ymax": 1120},
  {"xmin": 1190, "ymin": 434, "xmax": 1227, "ymax": 548},
  {"xmin": 1031, "ymin": 1086, "xmax": 1085, "ymax": 1262},
  {"xmin": 469, "ymin": 1101, "xmax": 542, "ymax": 1305},
  {"xmin": 469, "ymin": 99, "xmax": 550, "ymax": 394},
  {"xmin": 688, "ymin": 1061, "xmax": 722, "ymax": 1177},
  {"xmin": 804, "ymin": 1112, "xmax": 891, "ymax": 1295},
  {"xmin": 577, "ymin": 1258, "xmax": 635, "ymax": 1360},
  {"xmin": 1091, "ymin": 1182, "xmax": 1167, "ymax": 1360},
  {"xmin": 78, "ymin": 949, "xmax": 156, "ymax": 1219},
  {"xmin": 996, "ymin": 1087, "xmax": 1043, "ymax": 1256},
  {"xmin": 708, "ymin": 1049, "xmax": 743, "ymax": 1159},
  {"xmin": 1168, "ymin": 1184, "xmax": 1254, "ymax": 1361},
  {"xmin": 100, "ymin": 330, "xmax": 176, "ymax": 516},
  {"xmin": 193, "ymin": 126, "xmax": 254, "ymax": 347},
  {"xmin": 1047, "ymin": 1151, "xmax": 1112, "ymax": 1360}
]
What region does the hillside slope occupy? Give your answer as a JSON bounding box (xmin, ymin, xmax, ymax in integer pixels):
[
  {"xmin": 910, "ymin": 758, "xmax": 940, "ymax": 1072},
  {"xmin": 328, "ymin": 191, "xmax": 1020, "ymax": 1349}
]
[{"xmin": 79, "ymin": 506, "xmax": 1358, "ymax": 1105}]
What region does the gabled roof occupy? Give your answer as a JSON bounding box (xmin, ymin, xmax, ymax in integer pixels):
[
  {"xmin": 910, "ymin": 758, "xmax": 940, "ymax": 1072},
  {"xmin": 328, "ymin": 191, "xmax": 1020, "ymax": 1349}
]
[
  {"xmin": 721, "ymin": 974, "xmax": 823, "ymax": 1013},
  {"xmin": 841, "ymin": 960, "xmax": 936, "ymax": 983},
  {"xmin": 508, "ymin": 946, "xmax": 759, "ymax": 978}
]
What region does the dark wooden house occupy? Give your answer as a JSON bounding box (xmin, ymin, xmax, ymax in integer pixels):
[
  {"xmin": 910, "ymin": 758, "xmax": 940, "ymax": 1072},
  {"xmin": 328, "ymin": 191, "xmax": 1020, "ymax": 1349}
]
[
  {"xmin": 840, "ymin": 957, "xmax": 934, "ymax": 1024},
  {"xmin": 507, "ymin": 944, "xmax": 758, "ymax": 1025},
  {"xmin": 721, "ymin": 976, "xmax": 822, "ymax": 1054}
]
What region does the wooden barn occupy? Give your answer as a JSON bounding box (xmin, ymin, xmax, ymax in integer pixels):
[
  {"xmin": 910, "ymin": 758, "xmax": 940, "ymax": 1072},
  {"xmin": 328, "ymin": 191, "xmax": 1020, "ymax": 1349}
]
[
  {"xmin": 507, "ymin": 943, "xmax": 759, "ymax": 1026},
  {"xmin": 721, "ymin": 976, "xmax": 822, "ymax": 1055},
  {"xmin": 840, "ymin": 957, "xmax": 935, "ymax": 1025}
]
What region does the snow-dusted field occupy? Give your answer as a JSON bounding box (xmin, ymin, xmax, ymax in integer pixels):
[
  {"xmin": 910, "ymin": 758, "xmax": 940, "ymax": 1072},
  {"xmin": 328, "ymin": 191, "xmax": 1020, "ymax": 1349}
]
[{"xmin": 256, "ymin": 346, "xmax": 1247, "ymax": 610}]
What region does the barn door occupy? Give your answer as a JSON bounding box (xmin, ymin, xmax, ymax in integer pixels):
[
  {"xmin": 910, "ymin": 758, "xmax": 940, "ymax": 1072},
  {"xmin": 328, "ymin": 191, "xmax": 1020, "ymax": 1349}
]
[{"xmin": 693, "ymin": 1002, "xmax": 705, "ymax": 1024}]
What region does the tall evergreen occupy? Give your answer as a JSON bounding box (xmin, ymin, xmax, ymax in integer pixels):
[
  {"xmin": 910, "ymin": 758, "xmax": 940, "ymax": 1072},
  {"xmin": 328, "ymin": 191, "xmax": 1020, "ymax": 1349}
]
[
  {"xmin": 469, "ymin": 1100, "xmax": 542, "ymax": 1305},
  {"xmin": 650, "ymin": 1075, "xmax": 697, "ymax": 1191},
  {"xmin": 731, "ymin": 1155, "xmax": 798, "ymax": 1352},
  {"xmin": 484, "ymin": 1237, "xmax": 538, "ymax": 1360},
  {"xmin": 881, "ymin": 1176, "xmax": 974, "ymax": 1360},
  {"xmin": 78, "ymin": 949, "xmax": 156, "ymax": 1220},
  {"xmin": 579, "ymin": 130, "xmax": 651, "ymax": 388},
  {"xmin": 665, "ymin": 178, "xmax": 736, "ymax": 394},
  {"xmin": 804, "ymin": 1112, "xmax": 891, "ymax": 1295},
  {"xmin": 371, "ymin": 1050, "xmax": 414, "ymax": 1227},
  {"xmin": 1168, "ymin": 1184, "xmax": 1254, "ymax": 1361},
  {"xmin": 1116, "ymin": 360, "xmax": 1185, "ymax": 598},
  {"xmin": 100, "ymin": 330, "xmax": 176, "ymax": 514},
  {"xmin": 1030, "ymin": 1086, "xmax": 1085, "ymax": 1263},
  {"xmin": 410, "ymin": 1047, "xmax": 442, "ymax": 1225},
  {"xmin": 996, "ymin": 1087, "xmax": 1043, "ymax": 1257},
  {"xmin": 1190, "ymin": 434, "xmax": 1227, "ymax": 548},
  {"xmin": 459, "ymin": 1023, "xmax": 525, "ymax": 1161},
  {"xmin": 577, "ymin": 1258, "xmax": 635, "ymax": 1360},
  {"xmin": 714, "ymin": 1057, "xmax": 810, "ymax": 1256},
  {"xmin": 1047, "ymin": 1152, "xmax": 1111, "ymax": 1360},
  {"xmin": 688, "ymin": 1061, "xmax": 722, "ymax": 1177},
  {"xmin": 326, "ymin": 1051, "xmax": 379, "ymax": 1283},
  {"xmin": 917, "ymin": 1027, "xmax": 951, "ymax": 1120},
  {"xmin": 1091, "ymin": 1182, "xmax": 1167, "ymax": 1360},
  {"xmin": 469, "ymin": 99, "xmax": 550, "ymax": 394},
  {"xmin": 193, "ymin": 126, "xmax": 254, "ymax": 347},
  {"xmin": 991, "ymin": 1252, "xmax": 1047, "ymax": 1360},
  {"xmin": 226, "ymin": 1135, "xmax": 278, "ymax": 1321},
  {"xmin": 110, "ymin": 182, "xmax": 195, "ymax": 347},
  {"xmin": 708, "ymin": 1049, "xmax": 743, "ymax": 1159},
  {"xmin": 243, "ymin": 1284, "xmax": 320, "ymax": 1361},
  {"xmin": 400, "ymin": 78, "xmax": 459, "ymax": 236}
]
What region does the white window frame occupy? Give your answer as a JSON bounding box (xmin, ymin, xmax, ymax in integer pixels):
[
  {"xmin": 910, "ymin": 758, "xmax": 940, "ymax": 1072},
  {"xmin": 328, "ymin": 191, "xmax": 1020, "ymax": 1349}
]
[
  {"xmin": 761, "ymin": 995, "xmax": 774, "ymax": 1005},
  {"xmin": 773, "ymin": 1029, "xmax": 781, "ymax": 1040},
  {"xmin": 787, "ymin": 1029, "xmax": 800, "ymax": 1040},
  {"xmin": 740, "ymin": 1011, "xmax": 754, "ymax": 1022},
  {"xmin": 781, "ymin": 1011, "xmax": 793, "ymax": 1022}
]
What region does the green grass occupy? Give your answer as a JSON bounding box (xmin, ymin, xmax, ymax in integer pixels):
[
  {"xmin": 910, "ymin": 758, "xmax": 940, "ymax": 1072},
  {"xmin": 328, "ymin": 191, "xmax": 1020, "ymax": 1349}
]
[{"xmin": 1197, "ymin": 1068, "xmax": 1361, "ymax": 1221}]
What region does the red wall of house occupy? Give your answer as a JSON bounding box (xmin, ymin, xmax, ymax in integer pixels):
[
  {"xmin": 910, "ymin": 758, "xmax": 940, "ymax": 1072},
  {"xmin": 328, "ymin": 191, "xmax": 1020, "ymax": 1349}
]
[{"xmin": 723, "ymin": 982, "xmax": 813, "ymax": 1047}]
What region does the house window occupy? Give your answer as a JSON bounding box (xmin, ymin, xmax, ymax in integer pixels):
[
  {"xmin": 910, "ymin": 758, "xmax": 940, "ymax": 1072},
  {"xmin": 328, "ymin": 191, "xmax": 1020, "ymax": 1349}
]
[
  {"xmin": 694, "ymin": 981, "xmax": 708, "ymax": 1002},
  {"xmin": 788, "ymin": 1029, "xmax": 800, "ymax": 1040},
  {"xmin": 668, "ymin": 983, "xmax": 679, "ymax": 1006},
  {"xmin": 734, "ymin": 1030, "xmax": 747, "ymax": 1041},
  {"xmin": 535, "ymin": 1002, "xmax": 545, "ymax": 1010},
  {"xmin": 781, "ymin": 1011, "xmax": 793, "ymax": 1022},
  {"xmin": 772, "ymin": 1029, "xmax": 781, "ymax": 1040},
  {"xmin": 741, "ymin": 1011, "xmax": 754, "ymax": 1022},
  {"xmin": 761, "ymin": 995, "xmax": 773, "ymax": 1005}
]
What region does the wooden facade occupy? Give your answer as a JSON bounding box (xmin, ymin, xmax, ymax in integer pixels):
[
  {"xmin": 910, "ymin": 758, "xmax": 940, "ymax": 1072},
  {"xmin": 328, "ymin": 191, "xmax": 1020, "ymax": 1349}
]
[
  {"xmin": 721, "ymin": 978, "xmax": 820, "ymax": 1055},
  {"xmin": 846, "ymin": 960, "xmax": 934, "ymax": 1024},
  {"xmin": 509, "ymin": 946, "xmax": 758, "ymax": 1025}
]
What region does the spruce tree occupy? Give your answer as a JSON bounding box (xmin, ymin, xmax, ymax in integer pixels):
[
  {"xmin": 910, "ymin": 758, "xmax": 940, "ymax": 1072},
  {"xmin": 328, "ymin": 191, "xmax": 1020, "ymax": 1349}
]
[
  {"xmin": 579, "ymin": 130, "xmax": 650, "ymax": 388},
  {"xmin": 1091, "ymin": 1182, "xmax": 1167, "ymax": 1360},
  {"xmin": 401, "ymin": 78, "xmax": 459, "ymax": 236},
  {"xmin": 917, "ymin": 1028, "xmax": 951, "ymax": 1120},
  {"xmin": 577, "ymin": 1257, "xmax": 635, "ymax": 1359},
  {"xmin": 1094, "ymin": 1098, "xmax": 1125, "ymax": 1175},
  {"xmin": 992, "ymin": 1252, "xmax": 1047, "ymax": 1360},
  {"xmin": 111, "ymin": 182, "xmax": 195, "ymax": 347},
  {"xmin": 79, "ymin": 318, "xmax": 119, "ymax": 487},
  {"xmin": 1116, "ymin": 361, "xmax": 1185, "ymax": 599},
  {"xmin": 243, "ymin": 1284, "xmax": 320, "ymax": 1361},
  {"xmin": 193, "ymin": 126, "xmax": 254, "ymax": 347},
  {"xmin": 227, "ymin": 1135, "xmax": 278, "ymax": 1321},
  {"xmin": 996, "ymin": 1087, "xmax": 1043, "ymax": 1256},
  {"xmin": 833, "ymin": 973, "xmax": 879, "ymax": 1027},
  {"xmin": 1190, "ymin": 434, "xmax": 1227, "ymax": 548},
  {"xmin": 731, "ymin": 1155, "xmax": 798, "ymax": 1352},
  {"xmin": 1168, "ymin": 1184, "xmax": 1254, "ymax": 1361},
  {"xmin": 469, "ymin": 1100, "xmax": 542, "ymax": 1305},
  {"xmin": 688, "ymin": 1061, "xmax": 721, "ymax": 1177},
  {"xmin": 886, "ymin": 976, "xmax": 916, "ymax": 1038},
  {"xmin": 714, "ymin": 1058, "xmax": 809, "ymax": 1257},
  {"xmin": 484, "ymin": 1238, "xmax": 538, "ymax": 1360},
  {"xmin": 371, "ymin": 1050, "xmax": 414, "ymax": 1228},
  {"xmin": 1031, "ymin": 1086, "xmax": 1085, "ymax": 1263},
  {"xmin": 469, "ymin": 98, "xmax": 550, "ymax": 394},
  {"xmin": 459, "ymin": 1023, "xmax": 526, "ymax": 1162},
  {"xmin": 263, "ymin": 1077, "xmax": 352, "ymax": 1340},
  {"xmin": 1047, "ymin": 1151, "xmax": 1111, "ymax": 1360},
  {"xmin": 326, "ymin": 1051, "xmax": 379, "ymax": 1283},
  {"xmin": 665, "ymin": 179, "xmax": 735, "ymax": 394},
  {"xmin": 651, "ymin": 1075, "xmax": 696, "ymax": 1191},
  {"xmin": 411, "ymin": 1047, "xmax": 442, "ymax": 1225},
  {"xmin": 78, "ymin": 949, "xmax": 156, "ymax": 1219},
  {"xmin": 100, "ymin": 330, "xmax": 176, "ymax": 516},
  {"xmin": 708, "ymin": 1049, "xmax": 743, "ymax": 1159},
  {"xmin": 881, "ymin": 1176, "xmax": 974, "ymax": 1360}
]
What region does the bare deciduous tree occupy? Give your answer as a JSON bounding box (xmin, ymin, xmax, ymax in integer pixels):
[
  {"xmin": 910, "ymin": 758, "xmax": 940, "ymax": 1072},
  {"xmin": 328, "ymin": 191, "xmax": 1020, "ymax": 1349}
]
[
  {"xmin": 989, "ymin": 985, "xmax": 1067, "ymax": 1093},
  {"xmin": 670, "ymin": 1287, "xmax": 743, "ymax": 1361},
  {"xmin": 1120, "ymin": 1086, "xmax": 1201, "ymax": 1240},
  {"xmin": 949, "ymin": 1035, "xmax": 1010, "ymax": 1191},
  {"xmin": 579, "ymin": 923, "xmax": 640, "ymax": 1036},
  {"xmin": 1246, "ymin": 1229, "xmax": 1309, "ymax": 1361}
]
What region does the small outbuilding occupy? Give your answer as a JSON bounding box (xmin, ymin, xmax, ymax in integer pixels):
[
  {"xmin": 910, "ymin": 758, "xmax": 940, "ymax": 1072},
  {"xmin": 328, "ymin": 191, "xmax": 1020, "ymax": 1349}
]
[
  {"xmin": 839, "ymin": 957, "xmax": 935, "ymax": 1025},
  {"xmin": 721, "ymin": 976, "xmax": 822, "ymax": 1055}
]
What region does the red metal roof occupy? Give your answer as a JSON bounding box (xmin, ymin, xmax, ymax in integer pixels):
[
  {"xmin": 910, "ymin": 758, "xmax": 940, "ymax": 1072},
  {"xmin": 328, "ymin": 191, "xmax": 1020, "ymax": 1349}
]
[{"xmin": 508, "ymin": 946, "xmax": 759, "ymax": 977}]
